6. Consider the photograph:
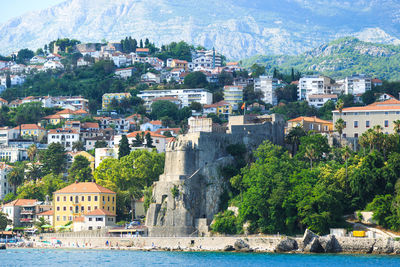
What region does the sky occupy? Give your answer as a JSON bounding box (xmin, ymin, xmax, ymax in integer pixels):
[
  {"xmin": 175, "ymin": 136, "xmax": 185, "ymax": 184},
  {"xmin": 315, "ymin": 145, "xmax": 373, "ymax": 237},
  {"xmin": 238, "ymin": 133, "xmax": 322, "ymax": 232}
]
[{"xmin": 0, "ymin": 0, "xmax": 65, "ymax": 24}]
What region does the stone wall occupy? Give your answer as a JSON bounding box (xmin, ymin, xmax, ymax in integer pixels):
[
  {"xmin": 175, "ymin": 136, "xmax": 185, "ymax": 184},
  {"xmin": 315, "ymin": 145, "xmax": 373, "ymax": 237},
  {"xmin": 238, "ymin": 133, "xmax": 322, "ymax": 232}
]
[{"xmin": 145, "ymin": 114, "xmax": 285, "ymax": 237}]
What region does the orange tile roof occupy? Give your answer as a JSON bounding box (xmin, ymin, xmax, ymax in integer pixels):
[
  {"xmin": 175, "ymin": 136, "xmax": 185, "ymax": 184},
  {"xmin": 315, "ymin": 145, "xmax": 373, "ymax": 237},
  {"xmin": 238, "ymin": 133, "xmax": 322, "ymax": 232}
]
[
  {"xmin": 74, "ymin": 109, "xmax": 88, "ymax": 114},
  {"xmin": 226, "ymin": 62, "xmax": 238, "ymax": 66},
  {"xmin": 0, "ymin": 97, "xmax": 8, "ymax": 104},
  {"xmin": 43, "ymin": 114, "xmax": 63, "ymax": 119},
  {"xmin": 172, "ymin": 59, "xmax": 188, "ymax": 64},
  {"xmin": 54, "ymin": 182, "xmax": 115, "ymax": 194},
  {"xmin": 335, "ymin": 99, "xmax": 400, "ymax": 112},
  {"xmin": 12, "ymin": 124, "xmax": 44, "ymax": 130},
  {"xmin": 136, "ymin": 48, "xmax": 149, "ymax": 53},
  {"xmin": 204, "ymin": 101, "xmax": 231, "ymax": 108},
  {"xmin": 48, "ymin": 128, "xmax": 79, "ymax": 134},
  {"xmin": 4, "ymin": 199, "xmax": 37, "ymax": 207},
  {"xmin": 149, "ymin": 120, "xmax": 162, "ymax": 125},
  {"xmin": 56, "ymin": 109, "xmax": 75, "ymax": 115},
  {"xmin": 73, "ymin": 216, "xmax": 85, "ymax": 222},
  {"xmin": 82, "ymin": 122, "xmax": 99, "ymax": 129},
  {"xmin": 37, "ymin": 210, "xmax": 54, "ymax": 216},
  {"xmin": 85, "ymin": 208, "xmax": 116, "ymax": 216},
  {"xmin": 127, "ymin": 131, "xmax": 166, "ymax": 139},
  {"xmin": 154, "ymin": 128, "xmax": 181, "ymax": 135},
  {"xmin": 288, "ymin": 116, "xmax": 332, "ymax": 124}
]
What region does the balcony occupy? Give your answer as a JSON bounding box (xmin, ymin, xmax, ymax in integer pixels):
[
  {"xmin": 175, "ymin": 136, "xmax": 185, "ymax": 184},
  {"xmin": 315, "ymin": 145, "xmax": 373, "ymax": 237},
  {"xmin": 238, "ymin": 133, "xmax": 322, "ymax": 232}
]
[
  {"xmin": 20, "ymin": 210, "xmax": 34, "ymax": 215},
  {"xmin": 20, "ymin": 218, "xmax": 33, "ymax": 223}
]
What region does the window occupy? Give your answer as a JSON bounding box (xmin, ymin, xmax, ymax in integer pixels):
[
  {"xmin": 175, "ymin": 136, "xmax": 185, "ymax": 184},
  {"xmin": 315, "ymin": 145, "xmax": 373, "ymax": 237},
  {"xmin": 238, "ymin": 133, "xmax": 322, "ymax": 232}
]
[
  {"xmin": 354, "ymin": 121, "xmax": 358, "ymax": 128},
  {"xmin": 57, "ymin": 206, "xmax": 60, "ymax": 211},
  {"xmin": 94, "ymin": 206, "xmax": 98, "ymax": 210},
  {"xmin": 385, "ymin": 112, "xmax": 389, "ymax": 115},
  {"xmin": 57, "ymin": 196, "xmax": 60, "ymax": 202},
  {"xmin": 63, "ymin": 216, "xmax": 66, "ymax": 221},
  {"xmin": 310, "ymin": 124, "xmax": 314, "ymax": 130},
  {"xmin": 57, "ymin": 216, "xmax": 60, "ymax": 221},
  {"xmin": 354, "ymin": 133, "xmax": 359, "ymax": 138},
  {"xmin": 63, "ymin": 206, "xmax": 66, "ymax": 211},
  {"xmin": 96, "ymin": 217, "xmax": 103, "ymax": 222},
  {"xmin": 102, "ymin": 196, "xmax": 105, "ymax": 201},
  {"xmin": 94, "ymin": 196, "xmax": 98, "ymax": 201},
  {"xmin": 70, "ymin": 206, "xmax": 73, "ymax": 211},
  {"xmin": 81, "ymin": 196, "xmax": 85, "ymax": 201},
  {"xmin": 88, "ymin": 196, "xmax": 91, "ymax": 201},
  {"xmin": 70, "ymin": 196, "xmax": 73, "ymax": 201},
  {"xmin": 69, "ymin": 216, "xmax": 72, "ymax": 221},
  {"xmin": 108, "ymin": 196, "xmax": 110, "ymax": 202},
  {"xmin": 385, "ymin": 120, "xmax": 389, "ymax": 127},
  {"xmin": 88, "ymin": 206, "xmax": 91, "ymax": 211},
  {"xmin": 366, "ymin": 121, "xmax": 370, "ymax": 128},
  {"xmin": 343, "ymin": 134, "xmax": 347, "ymax": 138},
  {"xmin": 63, "ymin": 196, "xmax": 66, "ymax": 201},
  {"xmin": 107, "ymin": 207, "xmax": 110, "ymax": 211},
  {"xmin": 81, "ymin": 206, "xmax": 84, "ymax": 211},
  {"xmin": 112, "ymin": 197, "xmax": 114, "ymax": 203}
]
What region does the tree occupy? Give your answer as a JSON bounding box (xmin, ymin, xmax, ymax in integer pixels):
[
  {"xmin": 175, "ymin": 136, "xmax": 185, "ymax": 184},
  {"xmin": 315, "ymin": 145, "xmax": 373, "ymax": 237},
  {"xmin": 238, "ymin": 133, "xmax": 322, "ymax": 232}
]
[
  {"xmin": 25, "ymin": 163, "xmax": 43, "ymax": 181},
  {"xmin": 150, "ymin": 100, "xmax": 179, "ymax": 121},
  {"xmin": 68, "ymin": 155, "xmax": 93, "ymax": 182},
  {"xmin": 335, "ymin": 99, "xmax": 344, "ymax": 116},
  {"xmin": 305, "ymin": 145, "xmax": 317, "ymax": 170},
  {"xmin": 189, "ymin": 102, "xmax": 203, "ymax": 112},
  {"xmin": 184, "ymin": 71, "xmax": 208, "ymax": 88},
  {"xmin": 3, "ymin": 193, "xmax": 16, "ymax": 203},
  {"xmin": 8, "ymin": 163, "xmax": 25, "ymax": 192},
  {"xmin": 211, "ymin": 210, "xmax": 238, "ymax": 235},
  {"xmin": 17, "ymin": 48, "xmax": 34, "ymax": 63},
  {"xmin": 94, "ymin": 140, "xmax": 108, "ymax": 148},
  {"xmin": 5, "ymin": 73, "xmax": 11, "ymax": 88},
  {"xmin": 118, "ymin": 135, "xmax": 130, "ymax": 159},
  {"xmin": 72, "ymin": 141, "xmax": 85, "ymax": 152},
  {"xmin": 342, "ymin": 146, "xmax": 351, "ymax": 178},
  {"xmin": 145, "ymin": 133, "xmax": 154, "ymax": 148},
  {"xmin": 40, "ymin": 143, "xmax": 67, "ymax": 175},
  {"xmin": 335, "ymin": 118, "xmax": 345, "ymax": 145},
  {"xmin": 131, "ymin": 133, "xmax": 143, "ymax": 148},
  {"xmin": 362, "ymin": 90, "xmax": 376, "ymax": 105},
  {"xmin": 0, "ymin": 212, "xmax": 12, "ymax": 230},
  {"xmin": 34, "ymin": 217, "xmax": 50, "ymax": 233},
  {"xmin": 250, "ymin": 64, "xmax": 265, "ymax": 78},
  {"xmin": 27, "ymin": 144, "xmax": 38, "ymax": 161},
  {"xmin": 285, "ymin": 126, "xmax": 306, "ymax": 156}
]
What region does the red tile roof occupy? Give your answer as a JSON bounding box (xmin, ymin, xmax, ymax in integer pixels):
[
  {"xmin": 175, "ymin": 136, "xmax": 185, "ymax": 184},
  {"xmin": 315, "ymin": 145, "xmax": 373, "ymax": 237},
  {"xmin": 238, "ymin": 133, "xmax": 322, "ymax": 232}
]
[
  {"xmin": 85, "ymin": 208, "xmax": 116, "ymax": 216},
  {"xmin": 4, "ymin": 199, "xmax": 37, "ymax": 207},
  {"xmin": 54, "ymin": 182, "xmax": 115, "ymax": 194},
  {"xmin": 335, "ymin": 99, "xmax": 400, "ymax": 112},
  {"xmin": 136, "ymin": 48, "xmax": 149, "ymax": 53},
  {"xmin": 37, "ymin": 210, "xmax": 54, "ymax": 216},
  {"xmin": 73, "ymin": 216, "xmax": 85, "ymax": 222},
  {"xmin": 127, "ymin": 131, "xmax": 166, "ymax": 139},
  {"xmin": 56, "ymin": 109, "xmax": 75, "ymax": 115},
  {"xmin": 154, "ymin": 128, "xmax": 181, "ymax": 135},
  {"xmin": 0, "ymin": 98, "xmax": 8, "ymax": 104},
  {"xmin": 12, "ymin": 124, "xmax": 44, "ymax": 130},
  {"xmin": 204, "ymin": 101, "xmax": 231, "ymax": 108},
  {"xmin": 288, "ymin": 116, "xmax": 332, "ymax": 124},
  {"xmin": 149, "ymin": 120, "xmax": 162, "ymax": 125}
]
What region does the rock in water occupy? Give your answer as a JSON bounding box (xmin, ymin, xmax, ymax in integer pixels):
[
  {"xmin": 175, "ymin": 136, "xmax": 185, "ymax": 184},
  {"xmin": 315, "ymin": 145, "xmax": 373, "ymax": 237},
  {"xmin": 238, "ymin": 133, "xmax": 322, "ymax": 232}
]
[
  {"xmin": 319, "ymin": 235, "xmax": 342, "ymax": 253},
  {"xmin": 0, "ymin": 243, "xmax": 6, "ymax": 249},
  {"xmin": 300, "ymin": 229, "xmax": 319, "ymax": 250},
  {"xmin": 234, "ymin": 239, "xmax": 249, "ymax": 251},
  {"xmin": 373, "ymin": 238, "xmax": 394, "ymax": 254},
  {"xmin": 276, "ymin": 237, "xmax": 298, "ymax": 252},
  {"xmin": 223, "ymin": 245, "xmax": 235, "ymax": 252},
  {"xmin": 304, "ymin": 237, "xmax": 324, "ymax": 253}
]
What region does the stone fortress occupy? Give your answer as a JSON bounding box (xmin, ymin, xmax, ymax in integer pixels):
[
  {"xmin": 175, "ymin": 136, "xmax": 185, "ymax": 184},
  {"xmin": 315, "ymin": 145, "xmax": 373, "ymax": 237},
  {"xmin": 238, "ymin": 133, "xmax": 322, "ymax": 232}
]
[{"xmin": 145, "ymin": 114, "xmax": 285, "ymax": 237}]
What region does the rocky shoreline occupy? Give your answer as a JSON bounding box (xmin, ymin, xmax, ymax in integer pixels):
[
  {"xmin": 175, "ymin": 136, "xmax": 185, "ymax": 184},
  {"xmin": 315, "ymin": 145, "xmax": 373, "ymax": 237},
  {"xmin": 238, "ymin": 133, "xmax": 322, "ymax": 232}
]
[{"xmin": 33, "ymin": 229, "xmax": 400, "ymax": 255}]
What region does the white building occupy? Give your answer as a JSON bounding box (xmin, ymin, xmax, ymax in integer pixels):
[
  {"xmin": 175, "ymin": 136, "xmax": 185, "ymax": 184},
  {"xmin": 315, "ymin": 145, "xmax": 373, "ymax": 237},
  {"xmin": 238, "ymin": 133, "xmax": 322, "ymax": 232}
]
[
  {"xmin": 254, "ymin": 76, "xmax": 281, "ymax": 105},
  {"xmin": 115, "ymin": 67, "xmax": 134, "ymax": 79},
  {"xmin": 0, "ymin": 163, "xmax": 13, "ymax": 200},
  {"xmin": 95, "ymin": 147, "xmax": 118, "ymax": 168},
  {"xmin": 73, "ymin": 209, "xmax": 116, "ymax": 232},
  {"xmin": 307, "ymin": 94, "xmax": 338, "ymax": 108},
  {"xmin": 137, "ymin": 89, "xmax": 212, "ymax": 110},
  {"xmin": 337, "ymin": 74, "xmax": 372, "ymax": 95},
  {"xmin": 29, "ymin": 56, "xmax": 46, "ymax": 64},
  {"xmin": 0, "ymin": 147, "xmax": 28, "ymax": 163},
  {"xmin": 48, "ymin": 128, "xmax": 80, "ymax": 151},
  {"xmin": 43, "ymin": 60, "xmax": 64, "ymax": 70},
  {"xmin": 0, "ymin": 127, "xmax": 10, "ymax": 146},
  {"xmin": 140, "ymin": 120, "xmax": 163, "ymax": 132},
  {"xmin": 223, "ymin": 85, "xmax": 243, "ymax": 110},
  {"xmin": 298, "ymin": 75, "xmax": 333, "ymax": 100}
]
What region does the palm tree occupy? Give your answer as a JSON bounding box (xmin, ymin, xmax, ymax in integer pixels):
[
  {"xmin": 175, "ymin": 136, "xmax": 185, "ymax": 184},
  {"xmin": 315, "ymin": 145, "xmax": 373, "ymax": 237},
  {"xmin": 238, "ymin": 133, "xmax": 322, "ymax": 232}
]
[
  {"xmin": 8, "ymin": 164, "xmax": 25, "ymax": 193},
  {"xmin": 305, "ymin": 145, "xmax": 317, "ymax": 170},
  {"xmin": 335, "ymin": 99, "xmax": 344, "ymax": 117},
  {"xmin": 335, "ymin": 118, "xmax": 345, "ymax": 146},
  {"xmin": 342, "ymin": 146, "xmax": 351, "ymax": 179},
  {"xmin": 285, "ymin": 126, "xmax": 306, "ymax": 156},
  {"xmin": 27, "ymin": 144, "xmax": 37, "ymax": 161},
  {"xmin": 26, "ymin": 163, "xmax": 43, "ymax": 181}
]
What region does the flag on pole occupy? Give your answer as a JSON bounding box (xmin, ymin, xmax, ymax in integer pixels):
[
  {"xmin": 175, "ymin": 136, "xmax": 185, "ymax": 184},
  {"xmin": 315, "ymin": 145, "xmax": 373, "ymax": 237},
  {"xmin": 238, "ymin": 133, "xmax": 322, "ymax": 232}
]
[{"xmin": 241, "ymin": 103, "xmax": 245, "ymax": 110}]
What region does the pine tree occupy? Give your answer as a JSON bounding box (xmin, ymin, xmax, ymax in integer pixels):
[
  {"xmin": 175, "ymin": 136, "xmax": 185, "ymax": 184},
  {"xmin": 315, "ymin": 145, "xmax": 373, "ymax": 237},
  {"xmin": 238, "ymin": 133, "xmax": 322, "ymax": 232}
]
[
  {"xmin": 140, "ymin": 39, "xmax": 143, "ymax": 48},
  {"xmin": 133, "ymin": 39, "xmax": 138, "ymax": 52},
  {"xmin": 118, "ymin": 135, "xmax": 131, "ymax": 159},
  {"xmin": 6, "ymin": 73, "xmax": 11, "ymax": 88},
  {"xmin": 131, "ymin": 133, "xmax": 143, "ymax": 147},
  {"xmin": 291, "ymin": 68, "xmax": 295, "ymax": 82},
  {"xmin": 145, "ymin": 38, "xmax": 150, "ymax": 47},
  {"xmin": 145, "ymin": 133, "xmax": 154, "ymax": 148}
]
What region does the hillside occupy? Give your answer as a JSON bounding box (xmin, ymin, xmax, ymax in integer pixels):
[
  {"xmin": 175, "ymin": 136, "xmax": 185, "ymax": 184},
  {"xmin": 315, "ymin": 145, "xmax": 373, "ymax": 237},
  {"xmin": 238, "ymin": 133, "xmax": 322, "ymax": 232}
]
[
  {"xmin": 241, "ymin": 38, "xmax": 400, "ymax": 81},
  {"xmin": 1, "ymin": 0, "xmax": 400, "ymax": 59}
]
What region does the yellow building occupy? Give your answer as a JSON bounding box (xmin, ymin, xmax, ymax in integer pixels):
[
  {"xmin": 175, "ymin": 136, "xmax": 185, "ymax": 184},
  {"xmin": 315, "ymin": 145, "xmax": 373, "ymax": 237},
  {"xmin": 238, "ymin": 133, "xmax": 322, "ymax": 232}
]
[
  {"xmin": 223, "ymin": 85, "xmax": 243, "ymax": 110},
  {"xmin": 204, "ymin": 100, "xmax": 233, "ymax": 118},
  {"xmin": 12, "ymin": 124, "xmax": 46, "ymax": 141},
  {"xmin": 170, "ymin": 59, "xmax": 188, "ymax": 71},
  {"xmin": 42, "ymin": 114, "xmax": 64, "ymax": 125},
  {"xmin": 67, "ymin": 151, "xmax": 95, "ymax": 171},
  {"xmin": 53, "ymin": 182, "xmax": 116, "ymax": 229},
  {"xmin": 102, "ymin": 92, "xmax": 131, "ymax": 110},
  {"xmin": 287, "ymin": 116, "xmax": 333, "ymax": 134}
]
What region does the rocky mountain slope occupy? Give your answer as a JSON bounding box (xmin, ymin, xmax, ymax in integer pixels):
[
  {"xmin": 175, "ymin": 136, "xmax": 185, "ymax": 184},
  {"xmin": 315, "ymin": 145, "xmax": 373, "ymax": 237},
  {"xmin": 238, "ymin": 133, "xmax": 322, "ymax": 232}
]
[
  {"xmin": 1, "ymin": 0, "xmax": 400, "ymax": 59},
  {"xmin": 241, "ymin": 37, "xmax": 400, "ymax": 81}
]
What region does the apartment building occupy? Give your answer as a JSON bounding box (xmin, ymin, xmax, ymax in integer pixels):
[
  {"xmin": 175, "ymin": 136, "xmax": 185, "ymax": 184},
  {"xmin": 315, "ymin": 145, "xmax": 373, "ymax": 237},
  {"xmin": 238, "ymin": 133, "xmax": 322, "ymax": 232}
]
[
  {"xmin": 287, "ymin": 116, "xmax": 333, "ymax": 134},
  {"xmin": 137, "ymin": 89, "xmax": 212, "ymax": 110},
  {"xmin": 223, "ymin": 85, "xmax": 243, "ymax": 110},
  {"xmin": 332, "ymin": 99, "xmax": 400, "ymax": 138},
  {"xmin": 48, "ymin": 128, "xmax": 80, "ymax": 151},
  {"xmin": 298, "ymin": 75, "xmax": 333, "ymax": 100},
  {"xmin": 53, "ymin": 182, "xmax": 116, "ymax": 229},
  {"xmin": 0, "ymin": 163, "xmax": 13, "ymax": 200},
  {"xmin": 337, "ymin": 74, "xmax": 372, "ymax": 95},
  {"xmin": 254, "ymin": 76, "xmax": 281, "ymax": 105},
  {"xmin": 307, "ymin": 94, "xmax": 338, "ymax": 108},
  {"xmin": 102, "ymin": 93, "xmax": 132, "ymax": 110}
]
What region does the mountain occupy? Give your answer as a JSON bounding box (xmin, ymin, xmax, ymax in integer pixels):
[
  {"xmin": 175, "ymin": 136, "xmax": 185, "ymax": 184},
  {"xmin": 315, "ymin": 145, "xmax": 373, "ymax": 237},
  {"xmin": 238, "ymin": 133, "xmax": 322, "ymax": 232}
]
[
  {"xmin": 241, "ymin": 37, "xmax": 400, "ymax": 81},
  {"xmin": 1, "ymin": 0, "xmax": 400, "ymax": 59}
]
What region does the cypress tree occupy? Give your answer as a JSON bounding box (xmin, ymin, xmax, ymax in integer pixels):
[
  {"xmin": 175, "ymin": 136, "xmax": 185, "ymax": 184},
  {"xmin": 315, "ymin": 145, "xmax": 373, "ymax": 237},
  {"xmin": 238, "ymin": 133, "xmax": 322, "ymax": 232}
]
[
  {"xmin": 118, "ymin": 135, "xmax": 130, "ymax": 159},
  {"xmin": 6, "ymin": 73, "xmax": 11, "ymax": 88}
]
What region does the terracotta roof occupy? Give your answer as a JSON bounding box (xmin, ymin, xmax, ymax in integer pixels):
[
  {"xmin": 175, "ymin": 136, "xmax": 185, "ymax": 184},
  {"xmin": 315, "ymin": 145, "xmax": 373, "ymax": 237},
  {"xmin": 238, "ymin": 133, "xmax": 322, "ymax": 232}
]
[
  {"xmin": 204, "ymin": 101, "xmax": 231, "ymax": 108},
  {"xmin": 171, "ymin": 68, "xmax": 184, "ymax": 72},
  {"xmin": 82, "ymin": 122, "xmax": 99, "ymax": 129},
  {"xmin": 56, "ymin": 109, "xmax": 75, "ymax": 115},
  {"xmin": 125, "ymin": 114, "xmax": 143, "ymax": 120},
  {"xmin": 4, "ymin": 199, "xmax": 37, "ymax": 207},
  {"xmin": 335, "ymin": 99, "xmax": 400, "ymax": 112},
  {"xmin": 0, "ymin": 98, "xmax": 8, "ymax": 104},
  {"xmin": 48, "ymin": 128, "xmax": 79, "ymax": 134},
  {"xmin": 37, "ymin": 210, "xmax": 54, "ymax": 216},
  {"xmin": 54, "ymin": 182, "xmax": 115, "ymax": 194},
  {"xmin": 127, "ymin": 131, "xmax": 166, "ymax": 139},
  {"xmin": 226, "ymin": 62, "xmax": 238, "ymax": 66},
  {"xmin": 136, "ymin": 48, "xmax": 149, "ymax": 53},
  {"xmin": 149, "ymin": 120, "xmax": 162, "ymax": 125},
  {"xmin": 116, "ymin": 67, "xmax": 134, "ymax": 71},
  {"xmin": 172, "ymin": 59, "xmax": 188, "ymax": 64},
  {"xmin": 12, "ymin": 124, "xmax": 44, "ymax": 130},
  {"xmin": 154, "ymin": 128, "xmax": 181, "ymax": 135},
  {"xmin": 288, "ymin": 116, "xmax": 332, "ymax": 124},
  {"xmin": 73, "ymin": 216, "xmax": 85, "ymax": 222},
  {"xmin": 85, "ymin": 208, "xmax": 116, "ymax": 216},
  {"xmin": 74, "ymin": 109, "xmax": 88, "ymax": 114},
  {"xmin": 372, "ymin": 78, "xmax": 383, "ymax": 83},
  {"xmin": 43, "ymin": 114, "xmax": 63, "ymax": 120}
]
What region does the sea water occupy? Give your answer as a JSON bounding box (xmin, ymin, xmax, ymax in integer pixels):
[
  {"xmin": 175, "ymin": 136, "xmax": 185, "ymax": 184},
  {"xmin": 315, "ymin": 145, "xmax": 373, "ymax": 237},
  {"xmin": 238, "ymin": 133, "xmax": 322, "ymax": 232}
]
[{"xmin": 1, "ymin": 249, "xmax": 400, "ymax": 266}]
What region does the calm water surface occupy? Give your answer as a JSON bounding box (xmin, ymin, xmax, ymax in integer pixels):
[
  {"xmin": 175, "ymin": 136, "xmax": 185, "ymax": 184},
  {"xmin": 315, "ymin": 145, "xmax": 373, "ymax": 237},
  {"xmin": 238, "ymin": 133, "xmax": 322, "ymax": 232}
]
[{"xmin": 1, "ymin": 249, "xmax": 400, "ymax": 266}]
